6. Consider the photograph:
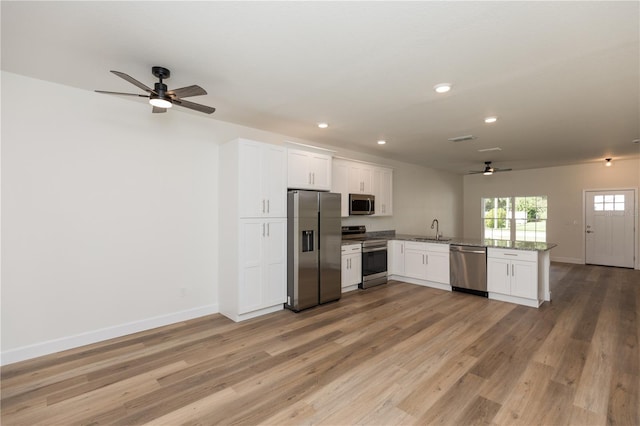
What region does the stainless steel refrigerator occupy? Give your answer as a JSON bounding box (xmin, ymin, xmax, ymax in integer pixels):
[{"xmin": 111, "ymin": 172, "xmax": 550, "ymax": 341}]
[{"xmin": 286, "ymin": 190, "xmax": 342, "ymax": 312}]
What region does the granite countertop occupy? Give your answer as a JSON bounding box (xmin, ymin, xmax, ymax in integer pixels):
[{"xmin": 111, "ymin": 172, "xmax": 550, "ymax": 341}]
[{"xmin": 344, "ymin": 231, "xmax": 557, "ymax": 252}]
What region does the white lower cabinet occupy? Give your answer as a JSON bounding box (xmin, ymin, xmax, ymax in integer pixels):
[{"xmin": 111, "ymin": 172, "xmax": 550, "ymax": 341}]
[
  {"xmin": 237, "ymin": 218, "xmax": 287, "ymax": 315},
  {"xmin": 487, "ymin": 248, "xmax": 540, "ymax": 307},
  {"xmin": 390, "ymin": 240, "xmax": 450, "ymax": 289},
  {"xmin": 239, "ymin": 219, "xmax": 286, "ymax": 312},
  {"xmin": 341, "ymin": 244, "xmax": 362, "ymax": 291}
]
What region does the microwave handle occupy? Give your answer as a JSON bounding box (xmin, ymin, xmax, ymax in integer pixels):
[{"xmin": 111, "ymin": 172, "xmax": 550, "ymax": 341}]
[{"xmin": 368, "ymin": 198, "xmax": 372, "ymax": 214}]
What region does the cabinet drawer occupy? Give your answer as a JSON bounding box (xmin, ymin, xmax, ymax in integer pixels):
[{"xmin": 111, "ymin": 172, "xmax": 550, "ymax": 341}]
[
  {"xmin": 487, "ymin": 248, "xmax": 537, "ymax": 262},
  {"xmin": 341, "ymin": 244, "xmax": 362, "ymax": 254},
  {"xmin": 424, "ymin": 243, "xmax": 450, "ymax": 253},
  {"xmin": 405, "ymin": 241, "xmax": 427, "ymax": 251}
]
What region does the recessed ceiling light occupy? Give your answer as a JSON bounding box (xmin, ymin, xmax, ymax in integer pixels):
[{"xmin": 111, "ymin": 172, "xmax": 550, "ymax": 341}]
[
  {"xmin": 484, "ymin": 116, "xmax": 498, "ymax": 124},
  {"xmin": 633, "ymin": 139, "xmax": 639, "ymax": 144},
  {"xmin": 317, "ymin": 122, "xmax": 329, "ymax": 129},
  {"xmin": 433, "ymin": 83, "xmax": 452, "ymax": 94},
  {"xmin": 377, "ymin": 140, "xmax": 386, "ymax": 145}
]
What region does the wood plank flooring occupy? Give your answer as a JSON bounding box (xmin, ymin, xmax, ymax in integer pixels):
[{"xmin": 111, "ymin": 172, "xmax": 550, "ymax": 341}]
[{"xmin": 2, "ymin": 262, "xmax": 639, "ymax": 425}]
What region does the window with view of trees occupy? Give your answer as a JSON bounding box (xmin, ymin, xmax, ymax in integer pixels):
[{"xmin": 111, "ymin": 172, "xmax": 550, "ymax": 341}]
[{"xmin": 482, "ymin": 196, "xmax": 547, "ymax": 242}]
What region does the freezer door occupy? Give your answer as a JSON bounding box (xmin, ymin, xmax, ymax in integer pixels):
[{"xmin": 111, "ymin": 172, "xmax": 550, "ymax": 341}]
[
  {"xmin": 287, "ymin": 191, "xmax": 319, "ymax": 311},
  {"xmin": 319, "ymin": 192, "xmax": 342, "ymax": 304}
]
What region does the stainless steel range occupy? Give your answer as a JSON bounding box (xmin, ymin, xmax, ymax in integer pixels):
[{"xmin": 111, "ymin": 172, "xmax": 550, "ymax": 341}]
[{"xmin": 342, "ymin": 226, "xmax": 388, "ymax": 288}]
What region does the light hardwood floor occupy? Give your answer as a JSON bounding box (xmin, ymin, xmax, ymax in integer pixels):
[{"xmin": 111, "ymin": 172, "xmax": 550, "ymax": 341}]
[{"xmin": 2, "ymin": 263, "xmax": 639, "ymax": 425}]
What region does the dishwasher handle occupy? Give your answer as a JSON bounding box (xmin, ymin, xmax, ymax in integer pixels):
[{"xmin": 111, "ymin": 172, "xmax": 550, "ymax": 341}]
[{"xmin": 450, "ymin": 245, "xmax": 486, "ymax": 255}]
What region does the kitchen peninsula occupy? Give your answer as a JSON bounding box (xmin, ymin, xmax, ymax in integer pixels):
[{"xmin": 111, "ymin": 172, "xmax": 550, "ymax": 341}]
[{"xmin": 383, "ymin": 233, "xmax": 557, "ymax": 309}]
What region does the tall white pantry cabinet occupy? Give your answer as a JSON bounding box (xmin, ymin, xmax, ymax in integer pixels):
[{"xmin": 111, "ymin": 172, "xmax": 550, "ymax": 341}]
[{"xmin": 219, "ymin": 138, "xmax": 287, "ymax": 321}]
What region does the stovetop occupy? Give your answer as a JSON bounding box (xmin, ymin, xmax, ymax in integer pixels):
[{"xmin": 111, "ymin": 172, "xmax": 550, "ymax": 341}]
[{"xmin": 341, "ymin": 226, "xmax": 388, "ymax": 247}]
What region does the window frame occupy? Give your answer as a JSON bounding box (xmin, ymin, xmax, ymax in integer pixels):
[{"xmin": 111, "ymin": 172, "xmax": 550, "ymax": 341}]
[{"xmin": 481, "ymin": 195, "xmax": 547, "ymax": 242}]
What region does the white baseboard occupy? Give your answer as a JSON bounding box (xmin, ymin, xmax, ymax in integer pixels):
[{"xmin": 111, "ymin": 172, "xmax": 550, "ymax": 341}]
[
  {"xmin": 551, "ymin": 256, "xmax": 583, "ymax": 265},
  {"xmin": 1, "ymin": 304, "xmax": 219, "ymax": 366}
]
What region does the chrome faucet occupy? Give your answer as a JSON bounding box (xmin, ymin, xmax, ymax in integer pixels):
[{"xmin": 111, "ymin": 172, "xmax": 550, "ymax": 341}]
[{"xmin": 431, "ymin": 219, "xmax": 440, "ymax": 240}]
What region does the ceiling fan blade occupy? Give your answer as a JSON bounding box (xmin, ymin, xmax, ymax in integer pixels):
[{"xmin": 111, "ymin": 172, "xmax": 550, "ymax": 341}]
[
  {"xmin": 494, "ymin": 168, "xmax": 513, "ymax": 172},
  {"xmin": 171, "ymin": 98, "xmax": 216, "ymax": 114},
  {"xmin": 152, "ymin": 106, "xmax": 167, "ymax": 113},
  {"xmin": 111, "ymin": 70, "xmax": 155, "ymax": 94},
  {"xmin": 168, "ymin": 85, "xmax": 207, "ymax": 98},
  {"xmin": 95, "ymin": 90, "xmax": 148, "ymax": 97}
]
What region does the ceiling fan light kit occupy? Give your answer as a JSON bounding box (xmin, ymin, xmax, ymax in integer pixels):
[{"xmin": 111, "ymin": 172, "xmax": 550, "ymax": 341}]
[
  {"xmin": 96, "ymin": 66, "xmax": 216, "ymax": 114},
  {"xmin": 605, "ymin": 158, "xmax": 612, "ymax": 167}
]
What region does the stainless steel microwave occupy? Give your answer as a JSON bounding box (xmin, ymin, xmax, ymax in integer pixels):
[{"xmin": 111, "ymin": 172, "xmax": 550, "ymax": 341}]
[{"xmin": 349, "ymin": 193, "xmax": 375, "ymax": 215}]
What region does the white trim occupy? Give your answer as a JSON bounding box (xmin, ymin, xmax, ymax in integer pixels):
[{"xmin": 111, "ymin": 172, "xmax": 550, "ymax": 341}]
[
  {"xmin": 489, "ymin": 292, "xmax": 542, "ymax": 308},
  {"xmin": 284, "ymin": 141, "xmax": 336, "ymax": 154},
  {"xmin": 388, "ymin": 275, "xmax": 452, "ymax": 291},
  {"xmin": 1, "ymin": 304, "xmax": 218, "ymax": 366},
  {"xmin": 220, "ymin": 304, "xmax": 284, "ymax": 322},
  {"xmin": 332, "ymin": 155, "xmax": 394, "ymax": 170}
]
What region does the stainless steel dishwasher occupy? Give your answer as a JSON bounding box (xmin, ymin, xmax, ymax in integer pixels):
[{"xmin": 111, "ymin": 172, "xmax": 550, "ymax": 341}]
[{"xmin": 450, "ymin": 245, "xmax": 488, "ymax": 297}]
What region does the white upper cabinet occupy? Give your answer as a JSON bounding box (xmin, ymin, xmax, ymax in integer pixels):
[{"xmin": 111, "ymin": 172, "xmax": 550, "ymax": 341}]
[
  {"xmin": 287, "ymin": 148, "xmax": 332, "ymax": 191},
  {"xmin": 239, "ymin": 141, "xmax": 286, "ymax": 218},
  {"xmin": 348, "ymin": 163, "xmax": 373, "ymax": 194},
  {"xmin": 332, "ymin": 158, "xmax": 393, "ymax": 217},
  {"xmin": 373, "ymin": 167, "xmax": 393, "ymax": 216}
]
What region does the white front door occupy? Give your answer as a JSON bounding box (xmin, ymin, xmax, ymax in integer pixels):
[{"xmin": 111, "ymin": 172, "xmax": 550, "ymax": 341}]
[{"xmin": 585, "ymin": 190, "xmax": 635, "ymax": 268}]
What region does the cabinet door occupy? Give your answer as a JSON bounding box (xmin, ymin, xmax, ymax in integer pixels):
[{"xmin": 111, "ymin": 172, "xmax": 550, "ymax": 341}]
[
  {"xmin": 263, "ymin": 145, "xmax": 286, "ymax": 217},
  {"xmin": 426, "ymin": 251, "xmax": 450, "ymax": 284},
  {"xmin": 342, "ymin": 253, "xmax": 362, "ymax": 288},
  {"xmin": 373, "ymin": 168, "xmax": 393, "ymax": 216},
  {"xmin": 487, "ymin": 258, "xmax": 510, "ymax": 295},
  {"xmin": 310, "ymin": 153, "xmax": 332, "ymax": 191},
  {"xmin": 263, "ymin": 219, "xmax": 286, "ymax": 305},
  {"xmin": 388, "ymin": 241, "xmax": 405, "ymax": 275},
  {"xmin": 287, "ymin": 149, "xmax": 311, "ymax": 190},
  {"xmin": 239, "ymin": 142, "xmax": 263, "ymax": 218},
  {"xmin": 350, "ymin": 253, "xmax": 362, "ymax": 286},
  {"xmin": 239, "ymin": 220, "xmax": 264, "ymax": 313},
  {"xmin": 510, "ymin": 260, "xmax": 537, "ymax": 299},
  {"xmin": 348, "ymin": 164, "xmax": 373, "ymax": 194},
  {"xmin": 404, "ymin": 249, "xmax": 428, "ymax": 280}
]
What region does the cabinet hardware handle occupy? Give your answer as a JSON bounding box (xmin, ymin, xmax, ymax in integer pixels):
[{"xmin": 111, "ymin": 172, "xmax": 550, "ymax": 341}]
[
  {"xmin": 312, "ymin": 173, "xmax": 315, "ymax": 184},
  {"xmin": 262, "ymin": 223, "xmax": 265, "ymax": 237},
  {"xmin": 267, "ymin": 199, "xmax": 270, "ymax": 213},
  {"xmin": 267, "ymin": 223, "xmax": 270, "ymax": 237},
  {"xmin": 504, "ymin": 253, "xmax": 517, "ymax": 256},
  {"xmin": 426, "ymin": 254, "xmax": 428, "ymax": 265},
  {"xmin": 507, "ymin": 264, "xmax": 509, "ymax": 276},
  {"xmin": 262, "ymin": 199, "xmax": 265, "ymax": 213},
  {"xmin": 401, "ymin": 245, "xmax": 403, "ymax": 254},
  {"xmin": 512, "ymin": 264, "xmax": 514, "ymax": 276}
]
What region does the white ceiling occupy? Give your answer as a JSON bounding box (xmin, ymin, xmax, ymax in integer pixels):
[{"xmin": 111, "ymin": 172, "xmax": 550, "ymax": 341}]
[{"xmin": 2, "ymin": 1, "xmax": 639, "ymax": 174}]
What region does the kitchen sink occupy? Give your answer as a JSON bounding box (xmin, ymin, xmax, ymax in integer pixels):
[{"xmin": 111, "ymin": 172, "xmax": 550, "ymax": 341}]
[{"xmin": 411, "ymin": 237, "xmax": 451, "ymax": 242}]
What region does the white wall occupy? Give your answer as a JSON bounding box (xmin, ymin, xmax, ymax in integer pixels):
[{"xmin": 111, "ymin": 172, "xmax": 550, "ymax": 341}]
[
  {"xmin": 463, "ymin": 159, "xmax": 640, "ymax": 268},
  {"xmin": 1, "ymin": 72, "xmax": 464, "ymax": 364}
]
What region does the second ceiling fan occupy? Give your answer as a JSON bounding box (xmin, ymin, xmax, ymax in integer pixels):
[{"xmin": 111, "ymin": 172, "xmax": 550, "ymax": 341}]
[{"xmin": 469, "ymin": 161, "xmax": 512, "ymax": 175}]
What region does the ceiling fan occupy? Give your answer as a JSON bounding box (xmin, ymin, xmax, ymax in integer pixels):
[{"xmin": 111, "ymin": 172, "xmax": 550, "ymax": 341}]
[
  {"xmin": 95, "ymin": 66, "xmax": 216, "ymax": 114},
  {"xmin": 468, "ymin": 161, "xmax": 512, "ymax": 175}
]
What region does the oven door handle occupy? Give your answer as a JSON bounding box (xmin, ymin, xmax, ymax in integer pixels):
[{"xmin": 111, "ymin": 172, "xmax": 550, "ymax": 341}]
[{"xmin": 363, "ymin": 246, "xmax": 387, "ymax": 253}]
